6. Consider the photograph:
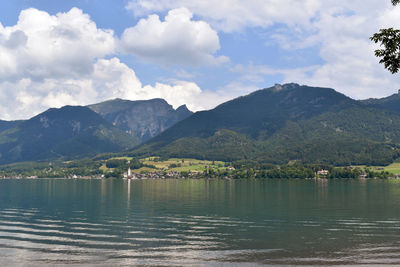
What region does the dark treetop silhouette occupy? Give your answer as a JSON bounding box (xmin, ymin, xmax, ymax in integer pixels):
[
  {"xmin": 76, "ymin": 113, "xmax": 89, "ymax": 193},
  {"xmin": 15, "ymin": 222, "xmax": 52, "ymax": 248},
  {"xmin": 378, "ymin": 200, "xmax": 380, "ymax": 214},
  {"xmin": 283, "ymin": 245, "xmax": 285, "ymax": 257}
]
[{"xmin": 370, "ymin": 0, "xmax": 400, "ymax": 73}]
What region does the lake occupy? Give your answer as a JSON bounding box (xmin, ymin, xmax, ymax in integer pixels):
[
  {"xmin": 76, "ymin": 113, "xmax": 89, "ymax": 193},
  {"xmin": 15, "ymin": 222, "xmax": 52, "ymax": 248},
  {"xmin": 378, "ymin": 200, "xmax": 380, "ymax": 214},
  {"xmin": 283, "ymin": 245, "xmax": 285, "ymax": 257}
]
[{"xmin": 0, "ymin": 178, "xmax": 399, "ymax": 266}]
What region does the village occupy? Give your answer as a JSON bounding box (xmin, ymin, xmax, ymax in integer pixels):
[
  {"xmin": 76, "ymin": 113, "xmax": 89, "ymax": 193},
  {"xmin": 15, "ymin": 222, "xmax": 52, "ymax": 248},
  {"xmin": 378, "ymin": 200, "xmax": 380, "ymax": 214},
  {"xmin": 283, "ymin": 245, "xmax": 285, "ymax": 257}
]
[{"xmin": 0, "ymin": 156, "xmax": 397, "ymax": 180}]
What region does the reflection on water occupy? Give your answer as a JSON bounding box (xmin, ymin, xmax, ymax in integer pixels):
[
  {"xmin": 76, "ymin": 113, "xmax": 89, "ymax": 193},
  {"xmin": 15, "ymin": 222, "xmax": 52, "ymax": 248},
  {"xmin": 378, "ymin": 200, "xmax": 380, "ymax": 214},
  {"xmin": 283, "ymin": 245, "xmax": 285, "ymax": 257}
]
[{"xmin": 0, "ymin": 179, "xmax": 400, "ymax": 265}]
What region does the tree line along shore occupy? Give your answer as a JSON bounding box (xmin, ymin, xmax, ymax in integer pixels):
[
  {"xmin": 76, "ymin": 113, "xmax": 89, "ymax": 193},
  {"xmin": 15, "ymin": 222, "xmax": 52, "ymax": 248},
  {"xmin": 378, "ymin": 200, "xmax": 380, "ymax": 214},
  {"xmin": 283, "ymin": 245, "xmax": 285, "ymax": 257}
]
[{"xmin": 0, "ymin": 157, "xmax": 397, "ymax": 180}]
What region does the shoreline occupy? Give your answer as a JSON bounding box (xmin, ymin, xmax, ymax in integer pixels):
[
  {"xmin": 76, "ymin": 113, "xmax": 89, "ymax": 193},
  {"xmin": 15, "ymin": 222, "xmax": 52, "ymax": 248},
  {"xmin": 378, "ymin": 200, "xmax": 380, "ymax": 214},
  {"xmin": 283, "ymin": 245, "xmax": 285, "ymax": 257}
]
[{"xmin": 1, "ymin": 176, "xmax": 399, "ymax": 180}]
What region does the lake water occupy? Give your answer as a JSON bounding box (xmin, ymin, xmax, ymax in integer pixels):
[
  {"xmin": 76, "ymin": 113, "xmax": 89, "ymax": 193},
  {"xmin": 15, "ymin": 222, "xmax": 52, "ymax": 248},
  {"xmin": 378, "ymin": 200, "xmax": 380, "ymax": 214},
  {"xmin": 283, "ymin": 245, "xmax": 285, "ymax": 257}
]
[{"xmin": 0, "ymin": 178, "xmax": 400, "ymax": 266}]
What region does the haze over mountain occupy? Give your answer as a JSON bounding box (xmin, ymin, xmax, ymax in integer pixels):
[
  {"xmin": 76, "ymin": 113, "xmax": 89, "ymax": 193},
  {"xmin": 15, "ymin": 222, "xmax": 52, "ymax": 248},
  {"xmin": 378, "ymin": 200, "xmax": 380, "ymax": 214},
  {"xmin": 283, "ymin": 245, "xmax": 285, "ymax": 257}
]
[
  {"xmin": 131, "ymin": 83, "xmax": 400, "ymax": 166},
  {"xmin": 88, "ymin": 98, "xmax": 192, "ymax": 142}
]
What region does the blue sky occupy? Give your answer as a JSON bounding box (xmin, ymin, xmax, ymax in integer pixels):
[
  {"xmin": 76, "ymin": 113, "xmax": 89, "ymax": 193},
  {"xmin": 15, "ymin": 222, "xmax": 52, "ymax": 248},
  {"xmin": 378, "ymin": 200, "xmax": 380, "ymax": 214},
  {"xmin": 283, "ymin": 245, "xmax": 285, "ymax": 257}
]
[{"xmin": 0, "ymin": 0, "xmax": 399, "ymax": 119}]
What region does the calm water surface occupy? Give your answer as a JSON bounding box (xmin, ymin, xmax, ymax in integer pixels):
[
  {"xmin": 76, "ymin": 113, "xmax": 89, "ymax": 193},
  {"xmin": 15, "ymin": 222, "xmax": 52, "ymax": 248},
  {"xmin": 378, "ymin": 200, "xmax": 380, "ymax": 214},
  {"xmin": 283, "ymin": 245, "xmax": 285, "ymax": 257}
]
[{"xmin": 0, "ymin": 178, "xmax": 400, "ymax": 266}]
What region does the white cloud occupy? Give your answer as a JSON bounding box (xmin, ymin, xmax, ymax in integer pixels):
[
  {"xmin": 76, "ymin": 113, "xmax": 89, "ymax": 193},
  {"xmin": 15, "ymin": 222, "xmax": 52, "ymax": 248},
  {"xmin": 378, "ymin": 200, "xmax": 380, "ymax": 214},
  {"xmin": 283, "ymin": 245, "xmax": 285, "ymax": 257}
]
[
  {"xmin": 126, "ymin": 0, "xmax": 321, "ymax": 32},
  {"xmin": 0, "ymin": 8, "xmax": 115, "ymax": 81},
  {"xmin": 285, "ymin": 2, "xmax": 400, "ymax": 99},
  {"xmin": 0, "ymin": 57, "xmax": 234, "ymax": 120},
  {"xmin": 0, "ymin": 7, "xmax": 115, "ymax": 119},
  {"xmin": 143, "ymin": 0, "xmax": 399, "ymax": 99},
  {"xmin": 120, "ymin": 7, "xmax": 227, "ymax": 66},
  {"xmin": 4, "ymin": 2, "xmax": 400, "ymax": 120},
  {"xmin": 0, "ymin": 8, "xmax": 232, "ymax": 120}
]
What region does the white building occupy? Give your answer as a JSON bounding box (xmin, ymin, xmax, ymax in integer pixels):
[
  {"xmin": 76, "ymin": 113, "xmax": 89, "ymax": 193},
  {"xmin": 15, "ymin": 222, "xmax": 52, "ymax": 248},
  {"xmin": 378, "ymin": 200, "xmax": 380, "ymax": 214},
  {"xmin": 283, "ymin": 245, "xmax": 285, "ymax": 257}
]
[{"xmin": 124, "ymin": 167, "xmax": 135, "ymax": 179}]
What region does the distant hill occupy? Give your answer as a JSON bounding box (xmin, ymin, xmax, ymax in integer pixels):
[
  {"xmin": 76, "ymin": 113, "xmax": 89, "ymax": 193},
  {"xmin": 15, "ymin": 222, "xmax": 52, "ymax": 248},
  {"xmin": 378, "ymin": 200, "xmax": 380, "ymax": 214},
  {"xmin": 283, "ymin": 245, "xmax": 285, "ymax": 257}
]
[
  {"xmin": 0, "ymin": 106, "xmax": 138, "ymax": 164},
  {"xmin": 361, "ymin": 92, "xmax": 400, "ymax": 114},
  {"xmin": 88, "ymin": 98, "xmax": 192, "ymax": 142},
  {"xmin": 131, "ymin": 83, "xmax": 400, "ymax": 165}
]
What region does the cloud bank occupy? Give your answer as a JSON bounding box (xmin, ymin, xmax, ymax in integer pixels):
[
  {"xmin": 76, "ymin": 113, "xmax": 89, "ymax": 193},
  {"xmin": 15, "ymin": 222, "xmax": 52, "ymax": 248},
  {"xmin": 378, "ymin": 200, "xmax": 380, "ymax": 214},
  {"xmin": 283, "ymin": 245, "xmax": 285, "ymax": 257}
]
[
  {"xmin": 0, "ymin": 8, "xmax": 226, "ymax": 120},
  {"xmin": 2, "ymin": 1, "xmax": 400, "ymax": 119},
  {"xmin": 127, "ymin": 0, "xmax": 400, "ymax": 99},
  {"xmin": 126, "ymin": 0, "xmax": 321, "ymax": 32}
]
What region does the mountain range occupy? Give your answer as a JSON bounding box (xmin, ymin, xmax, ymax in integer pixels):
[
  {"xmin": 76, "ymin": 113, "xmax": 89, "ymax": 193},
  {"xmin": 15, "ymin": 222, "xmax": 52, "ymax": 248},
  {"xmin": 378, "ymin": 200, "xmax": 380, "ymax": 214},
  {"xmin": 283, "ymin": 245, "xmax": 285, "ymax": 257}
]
[
  {"xmin": 0, "ymin": 99, "xmax": 191, "ymax": 164},
  {"xmin": 130, "ymin": 83, "xmax": 400, "ymax": 166},
  {"xmin": 2, "ymin": 83, "xmax": 400, "ymax": 166}
]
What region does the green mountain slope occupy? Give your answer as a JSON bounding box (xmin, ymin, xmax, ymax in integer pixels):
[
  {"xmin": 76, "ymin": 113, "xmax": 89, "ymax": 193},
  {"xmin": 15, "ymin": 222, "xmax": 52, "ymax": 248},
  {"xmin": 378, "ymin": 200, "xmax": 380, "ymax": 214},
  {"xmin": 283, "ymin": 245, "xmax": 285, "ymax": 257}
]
[
  {"xmin": 0, "ymin": 106, "xmax": 138, "ymax": 164},
  {"xmin": 131, "ymin": 84, "xmax": 400, "ymax": 165},
  {"xmin": 88, "ymin": 98, "xmax": 192, "ymax": 142},
  {"xmin": 145, "ymin": 83, "xmax": 355, "ymax": 145},
  {"xmin": 0, "ymin": 120, "xmax": 23, "ymax": 133}
]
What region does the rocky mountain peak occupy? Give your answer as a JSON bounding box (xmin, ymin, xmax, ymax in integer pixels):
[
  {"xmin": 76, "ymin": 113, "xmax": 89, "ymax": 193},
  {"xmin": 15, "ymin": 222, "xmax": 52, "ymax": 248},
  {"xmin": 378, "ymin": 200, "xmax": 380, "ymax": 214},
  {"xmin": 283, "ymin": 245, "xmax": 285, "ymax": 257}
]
[{"xmin": 88, "ymin": 98, "xmax": 193, "ymax": 142}]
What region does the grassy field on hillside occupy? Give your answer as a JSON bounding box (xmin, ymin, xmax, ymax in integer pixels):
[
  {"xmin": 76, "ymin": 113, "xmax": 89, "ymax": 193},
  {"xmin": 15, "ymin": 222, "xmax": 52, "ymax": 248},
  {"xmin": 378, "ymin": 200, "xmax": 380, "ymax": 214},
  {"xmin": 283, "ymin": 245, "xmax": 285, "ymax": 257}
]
[
  {"xmin": 134, "ymin": 157, "xmax": 227, "ymax": 173},
  {"xmin": 384, "ymin": 163, "xmax": 400, "ymax": 174},
  {"xmin": 109, "ymin": 157, "xmax": 134, "ymax": 161},
  {"xmin": 351, "ymin": 163, "xmax": 400, "ymax": 175}
]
